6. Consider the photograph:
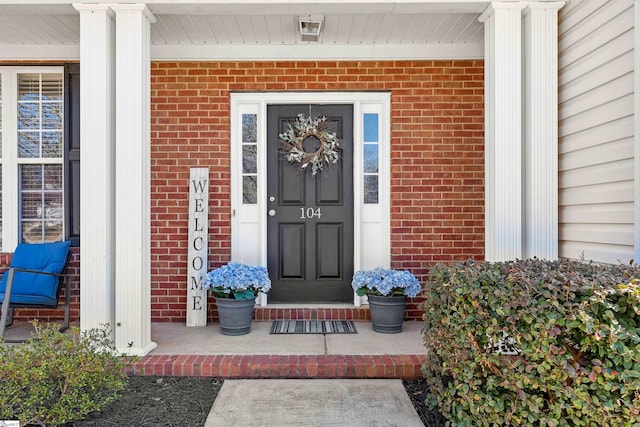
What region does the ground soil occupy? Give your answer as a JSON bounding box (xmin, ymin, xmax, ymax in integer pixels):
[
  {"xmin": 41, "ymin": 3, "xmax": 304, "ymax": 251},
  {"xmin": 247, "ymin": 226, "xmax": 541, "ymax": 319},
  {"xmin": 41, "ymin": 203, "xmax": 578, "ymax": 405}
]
[
  {"xmin": 66, "ymin": 377, "xmax": 223, "ymax": 427},
  {"xmin": 54, "ymin": 376, "xmax": 444, "ymax": 427},
  {"xmin": 403, "ymin": 378, "xmax": 447, "ymax": 427}
]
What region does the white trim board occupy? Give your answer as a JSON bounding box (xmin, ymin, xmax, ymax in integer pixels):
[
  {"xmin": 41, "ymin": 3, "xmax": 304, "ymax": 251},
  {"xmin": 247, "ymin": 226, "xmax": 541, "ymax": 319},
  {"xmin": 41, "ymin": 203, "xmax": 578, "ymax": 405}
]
[
  {"xmin": 230, "ymin": 92, "xmax": 391, "ymax": 307},
  {"xmin": 151, "ymin": 43, "xmax": 483, "ymax": 61},
  {"xmin": 0, "ymin": 43, "xmax": 483, "ymax": 61}
]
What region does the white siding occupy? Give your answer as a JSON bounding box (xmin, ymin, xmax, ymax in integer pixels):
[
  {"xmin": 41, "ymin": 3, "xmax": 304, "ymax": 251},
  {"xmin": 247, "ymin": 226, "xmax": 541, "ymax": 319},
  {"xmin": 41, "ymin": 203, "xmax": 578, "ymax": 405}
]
[{"xmin": 558, "ymin": 0, "xmax": 636, "ymax": 264}]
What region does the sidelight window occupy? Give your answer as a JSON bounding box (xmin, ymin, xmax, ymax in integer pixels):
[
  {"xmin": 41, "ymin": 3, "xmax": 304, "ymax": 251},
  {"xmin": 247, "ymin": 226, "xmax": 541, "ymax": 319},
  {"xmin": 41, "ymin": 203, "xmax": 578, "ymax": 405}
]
[
  {"xmin": 241, "ymin": 113, "xmax": 258, "ymax": 204},
  {"xmin": 363, "ymin": 112, "xmax": 379, "ymax": 204}
]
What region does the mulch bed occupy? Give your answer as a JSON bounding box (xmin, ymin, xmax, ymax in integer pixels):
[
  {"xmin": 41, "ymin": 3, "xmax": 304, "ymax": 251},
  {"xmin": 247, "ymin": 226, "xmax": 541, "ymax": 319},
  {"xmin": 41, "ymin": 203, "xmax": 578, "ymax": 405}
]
[
  {"xmin": 43, "ymin": 376, "xmax": 443, "ymax": 427},
  {"xmin": 403, "ymin": 378, "xmax": 447, "ymax": 427},
  {"xmin": 65, "ymin": 377, "xmax": 223, "ymax": 427}
]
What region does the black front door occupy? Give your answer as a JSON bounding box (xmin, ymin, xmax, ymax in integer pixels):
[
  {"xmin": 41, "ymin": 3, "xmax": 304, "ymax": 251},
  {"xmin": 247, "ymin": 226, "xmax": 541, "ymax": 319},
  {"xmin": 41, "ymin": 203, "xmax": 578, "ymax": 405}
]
[{"xmin": 267, "ymin": 105, "xmax": 354, "ymax": 303}]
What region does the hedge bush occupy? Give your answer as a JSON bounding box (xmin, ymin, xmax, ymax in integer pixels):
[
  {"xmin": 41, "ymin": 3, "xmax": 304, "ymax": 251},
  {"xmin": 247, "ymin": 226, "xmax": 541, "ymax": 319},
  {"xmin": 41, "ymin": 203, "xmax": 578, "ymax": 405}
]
[
  {"xmin": 0, "ymin": 323, "xmax": 131, "ymax": 427},
  {"xmin": 422, "ymin": 258, "xmax": 640, "ymax": 427}
]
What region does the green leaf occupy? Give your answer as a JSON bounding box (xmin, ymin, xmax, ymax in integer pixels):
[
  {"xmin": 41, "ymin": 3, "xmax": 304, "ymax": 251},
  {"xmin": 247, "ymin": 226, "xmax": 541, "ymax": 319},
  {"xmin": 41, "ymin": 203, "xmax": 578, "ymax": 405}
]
[
  {"xmin": 421, "ymin": 259, "xmax": 640, "ymax": 426},
  {"xmin": 233, "ymin": 290, "xmax": 256, "ymax": 300}
]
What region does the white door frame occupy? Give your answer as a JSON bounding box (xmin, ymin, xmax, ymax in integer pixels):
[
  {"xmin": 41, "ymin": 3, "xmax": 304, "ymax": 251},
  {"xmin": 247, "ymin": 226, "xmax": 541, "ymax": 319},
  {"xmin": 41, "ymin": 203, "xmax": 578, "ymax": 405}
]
[{"xmin": 230, "ymin": 92, "xmax": 391, "ymax": 306}]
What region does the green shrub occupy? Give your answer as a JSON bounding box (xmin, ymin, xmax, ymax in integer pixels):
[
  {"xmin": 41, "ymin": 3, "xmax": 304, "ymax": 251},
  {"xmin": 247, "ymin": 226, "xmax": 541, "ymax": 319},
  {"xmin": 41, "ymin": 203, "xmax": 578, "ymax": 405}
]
[
  {"xmin": 422, "ymin": 259, "xmax": 640, "ymax": 427},
  {"xmin": 0, "ymin": 322, "xmax": 131, "ymax": 427}
]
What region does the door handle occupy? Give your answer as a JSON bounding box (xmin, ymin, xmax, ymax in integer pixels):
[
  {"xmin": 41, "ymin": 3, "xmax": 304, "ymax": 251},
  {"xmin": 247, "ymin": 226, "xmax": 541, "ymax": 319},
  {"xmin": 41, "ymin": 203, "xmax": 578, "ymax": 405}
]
[{"xmin": 268, "ymin": 209, "xmax": 277, "ymax": 217}]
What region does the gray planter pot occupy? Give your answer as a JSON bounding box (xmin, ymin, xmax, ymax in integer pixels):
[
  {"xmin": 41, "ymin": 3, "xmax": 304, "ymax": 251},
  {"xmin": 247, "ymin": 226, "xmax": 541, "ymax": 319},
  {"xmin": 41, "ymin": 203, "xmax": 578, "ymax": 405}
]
[
  {"xmin": 367, "ymin": 295, "xmax": 407, "ymax": 334},
  {"xmin": 215, "ymin": 297, "xmax": 255, "ymax": 335}
]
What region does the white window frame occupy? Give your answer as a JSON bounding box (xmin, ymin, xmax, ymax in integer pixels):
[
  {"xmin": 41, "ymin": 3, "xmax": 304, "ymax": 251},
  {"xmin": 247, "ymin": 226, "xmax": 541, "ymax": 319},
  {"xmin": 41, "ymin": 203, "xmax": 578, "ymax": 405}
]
[
  {"xmin": 0, "ymin": 66, "xmax": 65, "ymax": 252},
  {"xmin": 230, "ymin": 92, "xmax": 391, "ymax": 306}
]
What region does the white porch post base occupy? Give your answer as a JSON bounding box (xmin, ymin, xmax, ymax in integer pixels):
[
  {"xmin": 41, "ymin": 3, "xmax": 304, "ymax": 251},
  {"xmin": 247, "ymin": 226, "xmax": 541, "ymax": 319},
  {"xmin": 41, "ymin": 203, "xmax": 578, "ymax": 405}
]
[
  {"xmin": 257, "ymin": 293, "xmax": 267, "ymax": 307},
  {"xmin": 74, "ymin": 4, "xmax": 116, "ymax": 335},
  {"xmin": 480, "ymin": 2, "xmax": 526, "ymax": 262},
  {"xmin": 354, "ymin": 293, "xmax": 369, "ymax": 307},
  {"xmin": 113, "ymin": 4, "xmax": 157, "ymax": 356}
]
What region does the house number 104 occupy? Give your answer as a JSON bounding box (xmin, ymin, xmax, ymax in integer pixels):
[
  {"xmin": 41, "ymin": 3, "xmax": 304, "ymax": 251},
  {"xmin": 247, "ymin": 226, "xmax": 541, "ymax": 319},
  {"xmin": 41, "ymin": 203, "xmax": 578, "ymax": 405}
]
[{"xmin": 300, "ymin": 207, "xmax": 322, "ymax": 219}]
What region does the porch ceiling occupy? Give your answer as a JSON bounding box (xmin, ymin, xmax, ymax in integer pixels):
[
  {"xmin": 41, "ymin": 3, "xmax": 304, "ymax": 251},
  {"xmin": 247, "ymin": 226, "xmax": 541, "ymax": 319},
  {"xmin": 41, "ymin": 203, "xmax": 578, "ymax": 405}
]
[{"xmin": 0, "ymin": 2, "xmax": 485, "ymax": 49}]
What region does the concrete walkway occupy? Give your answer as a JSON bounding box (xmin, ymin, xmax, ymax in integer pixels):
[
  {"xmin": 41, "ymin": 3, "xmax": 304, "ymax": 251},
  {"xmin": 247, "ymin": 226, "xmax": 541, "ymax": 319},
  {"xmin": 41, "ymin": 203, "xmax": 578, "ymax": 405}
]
[{"xmin": 205, "ymin": 379, "xmax": 424, "ymax": 427}]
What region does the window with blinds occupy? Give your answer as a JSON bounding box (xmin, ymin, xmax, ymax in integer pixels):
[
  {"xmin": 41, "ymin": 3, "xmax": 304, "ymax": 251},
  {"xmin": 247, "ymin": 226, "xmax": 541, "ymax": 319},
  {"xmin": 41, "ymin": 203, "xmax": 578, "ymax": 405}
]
[
  {"xmin": 17, "ymin": 73, "xmax": 64, "ymax": 243},
  {"xmin": 0, "ymin": 67, "xmax": 68, "ymax": 250}
]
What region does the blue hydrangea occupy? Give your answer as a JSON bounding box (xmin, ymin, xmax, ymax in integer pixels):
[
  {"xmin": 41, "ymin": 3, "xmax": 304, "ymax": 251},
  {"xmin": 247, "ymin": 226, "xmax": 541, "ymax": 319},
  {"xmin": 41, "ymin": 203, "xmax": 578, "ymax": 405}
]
[
  {"xmin": 351, "ymin": 268, "xmax": 421, "ymax": 297},
  {"xmin": 205, "ymin": 262, "xmax": 271, "ymax": 299}
]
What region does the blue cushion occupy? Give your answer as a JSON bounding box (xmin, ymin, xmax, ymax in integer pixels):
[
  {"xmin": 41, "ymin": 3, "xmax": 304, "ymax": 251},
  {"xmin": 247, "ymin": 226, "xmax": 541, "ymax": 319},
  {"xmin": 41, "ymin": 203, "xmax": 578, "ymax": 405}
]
[
  {"xmin": 0, "ymin": 241, "xmax": 71, "ymax": 306},
  {"xmin": 0, "ymin": 293, "xmax": 58, "ymax": 306}
]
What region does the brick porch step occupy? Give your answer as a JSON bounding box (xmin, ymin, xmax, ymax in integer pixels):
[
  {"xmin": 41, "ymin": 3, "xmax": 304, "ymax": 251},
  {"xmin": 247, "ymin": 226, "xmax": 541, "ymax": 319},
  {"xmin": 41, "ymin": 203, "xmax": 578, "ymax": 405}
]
[
  {"xmin": 252, "ymin": 307, "xmax": 371, "ymax": 321},
  {"xmin": 131, "ymin": 316, "xmax": 426, "ymax": 380},
  {"xmin": 127, "ymin": 354, "xmax": 426, "ymax": 379}
]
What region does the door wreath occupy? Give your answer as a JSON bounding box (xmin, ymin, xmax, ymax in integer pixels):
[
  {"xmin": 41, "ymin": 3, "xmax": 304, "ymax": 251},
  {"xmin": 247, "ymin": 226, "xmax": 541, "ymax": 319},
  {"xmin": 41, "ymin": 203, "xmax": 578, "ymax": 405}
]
[{"xmin": 279, "ymin": 113, "xmax": 340, "ymax": 175}]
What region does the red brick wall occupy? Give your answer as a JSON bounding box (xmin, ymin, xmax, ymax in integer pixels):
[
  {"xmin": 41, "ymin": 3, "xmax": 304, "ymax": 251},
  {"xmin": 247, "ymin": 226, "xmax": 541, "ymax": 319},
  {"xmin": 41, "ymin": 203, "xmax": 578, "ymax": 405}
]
[
  {"xmin": 2, "ymin": 60, "xmax": 484, "ymax": 324},
  {"xmin": 150, "ymin": 60, "xmax": 485, "ymax": 323}
]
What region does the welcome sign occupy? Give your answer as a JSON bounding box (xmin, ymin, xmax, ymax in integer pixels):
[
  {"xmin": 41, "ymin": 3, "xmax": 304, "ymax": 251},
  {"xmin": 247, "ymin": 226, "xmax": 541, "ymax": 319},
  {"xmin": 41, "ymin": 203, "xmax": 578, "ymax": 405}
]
[{"xmin": 187, "ymin": 168, "xmax": 209, "ymax": 327}]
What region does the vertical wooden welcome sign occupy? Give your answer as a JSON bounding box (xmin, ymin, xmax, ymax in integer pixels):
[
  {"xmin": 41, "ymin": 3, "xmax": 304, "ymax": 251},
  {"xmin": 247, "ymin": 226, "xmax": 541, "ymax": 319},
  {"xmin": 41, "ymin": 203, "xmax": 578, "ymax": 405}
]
[{"xmin": 187, "ymin": 168, "xmax": 209, "ymax": 327}]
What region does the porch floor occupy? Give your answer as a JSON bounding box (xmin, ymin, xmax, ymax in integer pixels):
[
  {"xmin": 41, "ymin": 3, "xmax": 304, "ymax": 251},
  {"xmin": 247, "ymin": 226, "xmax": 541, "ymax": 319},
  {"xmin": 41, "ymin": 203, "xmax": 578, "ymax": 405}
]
[
  {"xmin": 136, "ymin": 321, "xmax": 427, "ymax": 379},
  {"xmin": 2, "ymin": 320, "xmax": 428, "ymax": 379}
]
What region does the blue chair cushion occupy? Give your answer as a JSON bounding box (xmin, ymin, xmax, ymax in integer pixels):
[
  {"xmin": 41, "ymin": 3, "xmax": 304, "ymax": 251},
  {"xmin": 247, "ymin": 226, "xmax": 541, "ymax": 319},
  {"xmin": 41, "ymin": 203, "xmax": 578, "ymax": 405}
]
[{"xmin": 0, "ymin": 241, "xmax": 71, "ymax": 307}]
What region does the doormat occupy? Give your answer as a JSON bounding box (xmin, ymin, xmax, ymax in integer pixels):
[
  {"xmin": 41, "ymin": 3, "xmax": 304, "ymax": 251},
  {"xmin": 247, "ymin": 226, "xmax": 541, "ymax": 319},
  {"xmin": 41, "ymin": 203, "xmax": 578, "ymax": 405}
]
[{"xmin": 270, "ymin": 320, "xmax": 357, "ymax": 334}]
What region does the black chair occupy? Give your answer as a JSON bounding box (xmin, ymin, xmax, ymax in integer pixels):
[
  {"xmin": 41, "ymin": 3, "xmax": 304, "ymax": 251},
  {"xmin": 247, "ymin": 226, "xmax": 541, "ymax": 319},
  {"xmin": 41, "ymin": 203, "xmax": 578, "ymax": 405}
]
[{"xmin": 0, "ymin": 241, "xmax": 72, "ymax": 343}]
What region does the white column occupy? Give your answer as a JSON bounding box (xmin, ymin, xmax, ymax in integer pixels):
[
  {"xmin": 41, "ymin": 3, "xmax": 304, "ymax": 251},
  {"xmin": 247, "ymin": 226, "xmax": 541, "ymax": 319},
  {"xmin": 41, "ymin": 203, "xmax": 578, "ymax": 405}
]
[
  {"xmin": 74, "ymin": 4, "xmax": 116, "ymax": 336},
  {"xmin": 479, "ymin": 2, "xmax": 526, "ymax": 262},
  {"xmin": 523, "ymin": 2, "xmax": 564, "ymax": 260},
  {"xmin": 112, "ymin": 3, "xmax": 157, "ymax": 356}
]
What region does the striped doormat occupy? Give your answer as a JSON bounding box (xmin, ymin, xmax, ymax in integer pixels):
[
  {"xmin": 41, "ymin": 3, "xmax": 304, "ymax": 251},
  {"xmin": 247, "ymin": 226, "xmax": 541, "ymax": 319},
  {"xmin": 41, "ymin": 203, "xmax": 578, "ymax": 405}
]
[{"xmin": 270, "ymin": 320, "xmax": 358, "ymax": 334}]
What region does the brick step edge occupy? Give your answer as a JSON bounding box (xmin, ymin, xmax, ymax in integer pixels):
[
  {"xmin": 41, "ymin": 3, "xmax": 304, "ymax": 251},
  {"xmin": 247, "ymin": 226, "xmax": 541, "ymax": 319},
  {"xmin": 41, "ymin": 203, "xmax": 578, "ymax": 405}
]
[
  {"xmin": 253, "ymin": 307, "xmax": 371, "ymax": 321},
  {"xmin": 126, "ymin": 354, "xmax": 426, "ymax": 379}
]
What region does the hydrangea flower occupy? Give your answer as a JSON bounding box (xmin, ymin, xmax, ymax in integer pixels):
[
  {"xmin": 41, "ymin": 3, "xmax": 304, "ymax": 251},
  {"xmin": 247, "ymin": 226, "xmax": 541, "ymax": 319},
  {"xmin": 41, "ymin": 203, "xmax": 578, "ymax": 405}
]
[
  {"xmin": 351, "ymin": 268, "xmax": 421, "ymax": 297},
  {"xmin": 205, "ymin": 262, "xmax": 271, "ymax": 300}
]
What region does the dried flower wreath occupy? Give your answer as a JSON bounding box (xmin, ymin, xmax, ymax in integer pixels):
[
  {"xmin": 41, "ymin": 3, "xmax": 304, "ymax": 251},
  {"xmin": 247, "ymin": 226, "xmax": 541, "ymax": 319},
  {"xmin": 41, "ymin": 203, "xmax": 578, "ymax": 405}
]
[{"xmin": 279, "ymin": 113, "xmax": 340, "ymax": 175}]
